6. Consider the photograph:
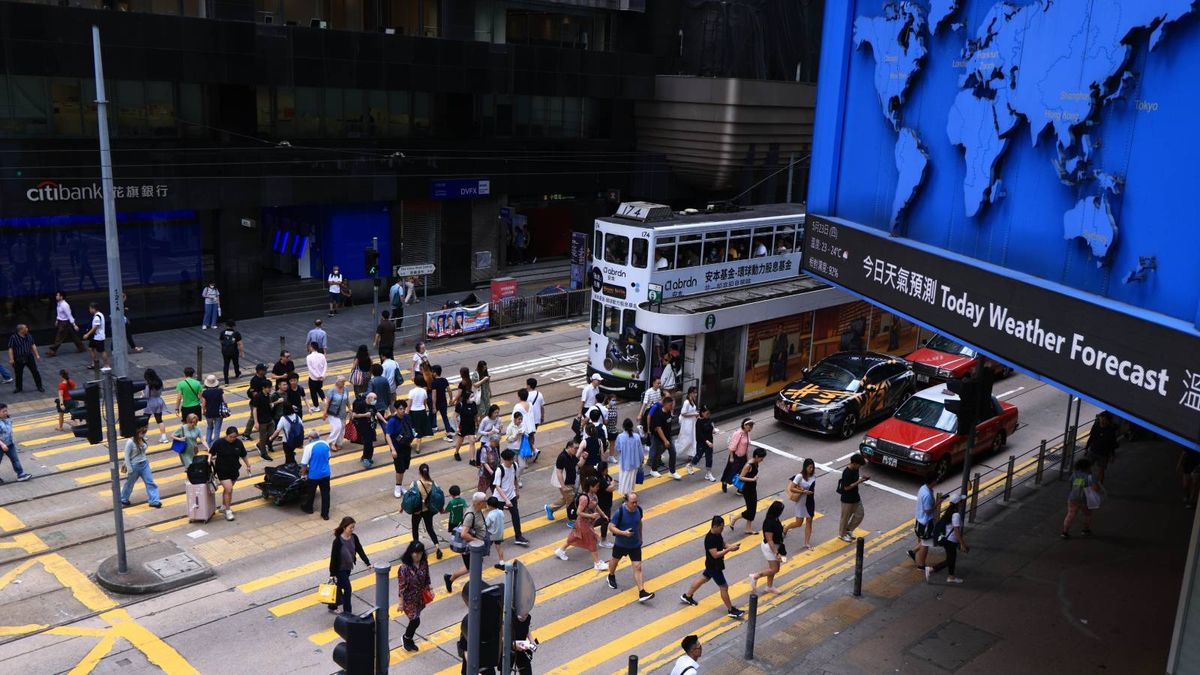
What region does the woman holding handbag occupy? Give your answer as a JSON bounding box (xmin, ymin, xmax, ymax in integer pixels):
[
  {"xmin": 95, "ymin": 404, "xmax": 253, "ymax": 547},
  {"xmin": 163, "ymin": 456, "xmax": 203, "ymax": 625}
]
[
  {"xmin": 784, "ymin": 458, "xmax": 817, "ymax": 550},
  {"xmin": 327, "ymin": 516, "xmax": 371, "ymax": 613},
  {"xmin": 721, "ymin": 418, "xmax": 753, "ymax": 494},
  {"xmin": 397, "ymin": 541, "xmax": 433, "ymax": 652},
  {"xmin": 171, "ymin": 413, "xmax": 206, "ymax": 468},
  {"xmin": 350, "ymin": 345, "xmax": 372, "ymax": 397},
  {"xmin": 324, "ymin": 376, "xmax": 350, "ymax": 451}
]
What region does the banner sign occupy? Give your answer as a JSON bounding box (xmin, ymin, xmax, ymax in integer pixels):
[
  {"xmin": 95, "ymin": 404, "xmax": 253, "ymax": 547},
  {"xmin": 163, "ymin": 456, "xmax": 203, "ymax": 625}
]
[
  {"xmin": 425, "ymin": 303, "xmax": 490, "ymax": 339},
  {"xmin": 570, "ymin": 231, "xmax": 589, "ymax": 290},
  {"xmin": 431, "ymin": 179, "xmax": 490, "ymax": 200},
  {"xmin": 802, "ymin": 215, "xmax": 1200, "ymax": 449}
]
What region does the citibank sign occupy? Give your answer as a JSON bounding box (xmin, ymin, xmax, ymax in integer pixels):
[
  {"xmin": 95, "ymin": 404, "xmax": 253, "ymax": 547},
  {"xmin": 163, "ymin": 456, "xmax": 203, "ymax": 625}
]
[{"xmin": 25, "ymin": 180, "xmax": 170, "ymax": 202}]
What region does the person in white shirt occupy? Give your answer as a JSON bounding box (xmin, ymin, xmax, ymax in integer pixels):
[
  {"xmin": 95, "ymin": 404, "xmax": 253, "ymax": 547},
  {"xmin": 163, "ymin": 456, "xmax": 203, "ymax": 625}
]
[
  {"xmin": 326, "ymin": 266, "xmax": 344, "ymax": 316},
  {"xmin": 407, "ymin": 376, "xmax": 432, "ymax": 455},
  {"xmin": 669, "ymin": 635, "xmax": 702, "ymax": 675},
  {"xmin": 380, "ymin": 354, "xmax": 402, "ymax": 396},
  {"xmin": 660, "ymin": 352, "xmax": 678, "ymax": 395},
  {"xmin": 492, "ymin": 447, "xmax": 530, "ymax": 546},
  {"xmin": 306, "ymin": 319, "xmax": 328, "ymax": 352},
  {"xmin": 582, "ymin": 373, "xmax": 602, "ymax": 412},
  {"xmin": 48, "ymin": 291, "xmax": 85, "ymax": 356},
  {"xmin": 411, "ymin": 342, "xmax": 431, "ymax": 381},
  {"xmin": 201, "ymin": 282, "xmax": 220, "ymax": 329},
  {"xmin": 525, "ymin": 378, "xmax": 545, "ymax": 463},
  {"xmin": 82, "ymin": 302, "xmax": 109, "ymax": 370},
  {"xmin": 638, "ymin": 377, "xmax": 663, "ymax": 427},
  {"xmin": 305, "ymin": 342, "xmax": 327, "ymax": 414},
  {"xmin": 510, "ymin": 390, "xmax": 535, "ymax": 471}
]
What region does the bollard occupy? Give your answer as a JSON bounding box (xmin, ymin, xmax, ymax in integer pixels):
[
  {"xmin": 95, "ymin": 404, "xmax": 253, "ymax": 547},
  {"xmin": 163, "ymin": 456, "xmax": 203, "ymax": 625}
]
[
  {"xmin": 1003, "ymin": 455, "xmax": 1016, "ymax": 502},
  {"xmin": 196, "ymin": 345, "xmax": 202, "ymax": 379},
  {"xmin": 627, "ymin": 654, "xmax": 639, "ymax": 674},
  {"xmin": 969, "ymin": 472, "xmax": 980, "ymax": 524},
  {"xmin": 853, "ymin": 537, "xmax": 864, "ymax": 597},
  {"xmin": 279, "ymin": 335, "xmax": 285, "ymax": 354},
  {"xmin": 744, "ymin": 592, "xmax": 759, "ymax": 660},
  {"xmin": 374, "ymin": 563, "xmax": 390, "ymax": 675},
  {"xmin": 1035, "ymin": 439, "xmax": 1047, "ymax": 485}
]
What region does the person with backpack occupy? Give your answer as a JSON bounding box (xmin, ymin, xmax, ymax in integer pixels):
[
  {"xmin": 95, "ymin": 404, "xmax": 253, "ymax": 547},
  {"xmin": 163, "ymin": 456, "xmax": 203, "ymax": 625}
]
[
  {"xmin": 784, "ymin": 458, "xmax": 817, "ymax": 550},
  {"xmin": 380, "ymin": 352, "xmax": 403, "ymax": 398},
  {"xmin": 305, "ymin": 341, "xmax": 327, "ymax": 414},
  {"xmin": 493, "ymin": 449, "xmax": 531, "ymax": 546},
  {"xmin": 269, "ymin": 405, "xmax": 305, "ymax": 465},
  {"xmin": 554, "ymin": 477, "xmax": 605, "ymax": 570},
  {"xmin": 934, "ymin": 494, "xmax": 968, "ymax": 584},
  {"xmin": 444, "ymin": 491, "xmax": 489, "ymax": 593},
  {"xmin": 603, "ymin": 492, "xmax": 655, "ymax": 602},
  {"xmin": 911, "ymin": 473, "xmax": 943, "ymax": 578},
  {"xmin": 300, "ymin": 429, "xmax": 333, "ymax": 520},
  {"xmin": 209, "ymin": 426, "xmax": 252, "ymax": 521},
  {"xmin": 201, "ymin": 375, "xmax": 226, "ymax": 447},
  {"xmin": 350, "ymin": 346, "xmax": 373, "ymax": 397},
  {"xmin": 119, "ymin": 424, "xmax": 161, "ymax": 508},
  {"xmin": 323, "ymin": 376, "xmax": 350, "ymax": 451},
  {"xmin": 525, "ymin": 378, "xmax": 546, "ymax": 461},
  {"xmin": 669, "ymin": 635, "xmax": 702, "ymax": 675},
  {"xmin": 407, "ymin": 463, "xmax": 445, "ymax": 560},
  {"xmin": 218, "ymin": 320, "xmax": 243, "ymax": 384},
  {"xmin": 386, "ymin": 399, "xmax": 416, "ymax": 499},
  {"xmin": 721, "ymin": 418, "xmax": 753, "ymax": 493}
]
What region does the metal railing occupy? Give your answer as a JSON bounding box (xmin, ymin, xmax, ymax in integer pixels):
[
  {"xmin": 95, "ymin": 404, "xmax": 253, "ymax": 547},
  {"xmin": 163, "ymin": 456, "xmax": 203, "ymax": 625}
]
[{"xmin": 488, "ymin": 289, "xmax": 588, "ymax": 330}]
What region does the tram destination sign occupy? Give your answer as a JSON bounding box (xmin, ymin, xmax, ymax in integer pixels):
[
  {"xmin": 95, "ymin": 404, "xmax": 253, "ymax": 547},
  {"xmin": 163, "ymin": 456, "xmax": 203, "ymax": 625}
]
[{"xmin": 802, "ymin": 215, "xmax": 1200, "ymax": 449}]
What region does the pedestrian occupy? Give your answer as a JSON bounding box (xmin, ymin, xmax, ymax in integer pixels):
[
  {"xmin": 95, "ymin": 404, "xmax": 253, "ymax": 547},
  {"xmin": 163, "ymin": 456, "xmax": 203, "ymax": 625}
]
[
  {"xmin": 582, "ymin": 420, "xmax": 607, "ymax": 471},
  {"xmin": 1086, "ymin": 411, "xmax": 1119, "ymax": 484},
  {"xmin": 526, "ymin": 378, "xmax": 546, "ymax": 459},
  {"xmin": 492, "ymin": 449, "xmax": 531, "ymax": 546},
  {"xmin": 170, "ymin": 413, "xmax": 206, "ymax": 468},
  {"xmin": 351, "ymin": 391, "xmax": 380, "ymax": 467},
  {"xmin": 648, "ymin": 395, "xmax": 679, "ymax": 480},
  {"xmin": 452, "ymin": 385, "xmax": 478, "ymax": 463},
  {"xmin": 324, "ymin": 376, "xmax": 350, "ymax": 451},
  {"xmin": 201, "ymin": 374, "xmax": 226, "ymax": 447},
  {"xmin": 47, "ymin": 291, "xmax": 85, "ymax": 357},
  {"xmin": 784, "ymin": 458, "xmax": 817, "ymax": 550},
  {"xmin": 350, "ymin": 346, "xmax": 373, "ymax": 397},
  {"xmin": 616, "ymin": 418, "xmax": 644, "ymax": 494},
  {"xmin": 119, "ymin": 424, "xmax": 160, "ymax": 508},
  {"xmin": 243, "ymin": 363, "xmax": 270, "ymax": 440},
  {"xmin": 209, "ymin": 426, "xmax": 252, "ymax": 521},
  {"xmin": 475, "ymin": 361, "xmax": 492, "ymax": 413},
  {"xmin": 143, "ymin": 368, "xmax": 168, "ymax": 443},
  {"xmin": 444, "ymin": 491, "xmax": 489, "ymax": 592},
  {"xmin": 379, "ymin": 351, "xmax": 402, "ymax": 399},
  {"xmin": 327, "ymin": 516, "xmax": 371, "ymax": 612},
  {"xmin": 603, "ymin": 394, "xmax": 620, "ymax": 443},
  {"xmin": 1179, "ymin": 448, "xmax": 1200, "ymax": 508},
  {"xmin": 477, "ymin": 406, "xmax": 501, "ymax": 492},
  {"xmin": 175, "ymin": 366, "xmax": 203, "ymax": 421},
  {"xmin": 581, "ymin": 373, "xmax": 602, "ymax": 412},
  {"xmin": 7, "ymin": 324, "xmax": 44, "ymax": 393},
  {"xmin": 1062, "ymin": 457, "xmax": 1100, "ymax": 539},
  {"xmin": 82, "ymin": 302, "xmax": 109, "ymax": 370},
  {"xmin": 688, "ymin": 406, "xmax": 717, "ymax": 482},
  {"xmin": 936, "ymin": 494, "xmax": 968, "ymax": 584},
  {"xmin": 270, "ymin": 405, "xmax": 305, "ymax": 464},
  {"xmin": 511, "ymin": 613, "xmax": 538, "ymax": 675},
  {"xmin": 271, "ymin": 350, "xmax": 295, "ymax": 386},
  {"xmin": 430, "ymin": 365, "xmax": 454, "ymax": 439},
  {"xmin": 397, "ymin": 541, "xmax": 432, "ymax": 652},
  {"xmin": 411, "ymin": 342, "xmax": 432, "ymax": 386},
  {"xmin": 121, "ymin": 292, "xmax": 144, "ymax": 354},
  {"xmin": 0, "ymin": 357, "xmax": 11, "ymax": 385},
  {"xmin": 680, "ymin": 516, "xmax": 745, "ymax": 618},
  {"xmin": 511, "ymin": 389, "xmax": 536, "ymax": 468},
  {"xmin": 604, "ymin": 492, "xmax": 654, "ymax": 601},
  {"xmin": 678, "ymin": 386, "xmax": 698, "ymax": 472},
  {"xmin": 837, "ymin": 454, "xmax": 870, "ymax": 542},
  {"xmin": 485, "ymin": 496, "xmax": 507, "ymax": 570},
  {"xmin": 250, "ymin": 381, "xmax": 275, "ymax": 460},
  {"xmin": 301, "ymin": 429, "xmax": 333, "ymax": 520},
  {"xmin": 446, "ymin": 485, "xmax": 467, "ymax": 536},
  {"xmin": 721, "ymin": 418, "xmax": 752, "ymax": 493},
  {"xmin": 910, "ymin": 473, "xmax": 942, "ymax": 577},
  {"xmin": 0, "ymin": 404, "xmax": 32, "ymax": 482},
  {"xmin": 554, "ymin": 476, "xmax": 605, "ymax": 569},
  {"xmin": 374, "ymin": 311, "xmax": 396, "ymax": 361},
  {"xmin": 660, "ymin": 351, "xmax": 677, "ymax": 398},
  {"xmin": 638, "ymin": 377, "xmax": 663, "ymax": 429},
  {"xmin": 669, "ymin": 635, "xmax": 703, "ymax": 675},
  {"xmin": 407, "ymin": 373, "xmax": 432, "ymax": 455},
  {"xmin": 306, "ymin": 341, "xmax": 327, "ymax": 414},
  {"xmin": 410, "ymin": 463, "xmax": 445, "ymax": 559},
  {"xmin": 368, "ymin": 364, "xmax": 392, "ymax": 414},
  {"xmin": 307, "ymin": 319, "xmax": 328, "ymax": 353},
  {"xmin": 201, "ymin": 282, "xmax": 220, "ymax": 329},
  {"xmin": 55, "ymin": 369, "xmax": 77, "ymax": 432},
  {"xmin": 218, "ymin": 320, "xmax": 244, "ymax": 384},
  {"xmin": 590, "ymin": 460, "xmax": 616, "ymax": 547},
  {"xmin": 385, "ymin": 399, "xmax": 416, "ymax": 498},
  {"xmin": 546, "ymin": 440, "xmax": 583, "ymax": 521},
  {"xmin": 730, "ymin": 448, "xmax": 767, "ymax": 536},
  {"xmin": 326, "ymin": 266, "xmax": 345, "ymax": 316},
  {"xmin": 749, "ymin": 501, "xmax": 787, "ymax": 594}
]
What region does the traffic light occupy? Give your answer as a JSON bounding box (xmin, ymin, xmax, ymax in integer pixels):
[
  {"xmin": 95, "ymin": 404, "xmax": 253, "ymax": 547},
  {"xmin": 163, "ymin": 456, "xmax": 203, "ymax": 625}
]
[
  {"xmin": 459, "ymin": 583, "xmax": 505, "ymax": 670},
  {"xmin": 116, "ymin": 378, "xmax": 148, "ymax": 438},
  {"xmin": 331, "ymin": 611, "xmax": 375, "ymax": 675},
  {"xmin": 944, "ymin": 377, "xmax": 980, "ymax": 432},
  {"xmin": 70, "ymin": 381, "xmax": 103, "ymax": 445},
  {"xmin": 364, "ymin": 247, "xmax": 380, "ymax": 277}
]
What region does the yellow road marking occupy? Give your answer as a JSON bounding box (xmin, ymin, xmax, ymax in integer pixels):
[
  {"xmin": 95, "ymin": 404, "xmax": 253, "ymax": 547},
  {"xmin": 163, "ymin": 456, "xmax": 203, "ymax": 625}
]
[
  {"xmin": 102, "ymin": 608, "xmax": 200, "ymax": 675},
  {"xmin": 0, "ymin": 507, "xmax": 28, "ymax": 533},
  {"xmin": 66, "ymin": 633, "xmax": 118, "ymax": 675},
  {"xmin": 0, "ymin": 623, "xmax": 50, "ymax": 635}
]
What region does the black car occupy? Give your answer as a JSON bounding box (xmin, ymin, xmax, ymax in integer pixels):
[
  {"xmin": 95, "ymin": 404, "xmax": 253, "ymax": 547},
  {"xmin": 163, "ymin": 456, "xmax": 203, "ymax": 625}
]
[{"xmin": 774, "ymin": 351, "xmax": 916, "ymax": 439}]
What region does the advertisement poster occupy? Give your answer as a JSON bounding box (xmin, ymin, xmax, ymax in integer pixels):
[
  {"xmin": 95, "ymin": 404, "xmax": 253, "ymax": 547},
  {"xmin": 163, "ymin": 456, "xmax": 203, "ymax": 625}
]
[
  {"xmin": 743, "ymin": 314, "xmax": 814, "ymax": 400},
  {"xmin": 810, "ymin": 301, "xmax": 919, "ymax": 363},
  {"xmin": 570, "ymin": 231, "xmax": 589, "ymax": 290},
  {"xmin": 425, "ymin": 304, "xmax": 490, "ymax": 339}
]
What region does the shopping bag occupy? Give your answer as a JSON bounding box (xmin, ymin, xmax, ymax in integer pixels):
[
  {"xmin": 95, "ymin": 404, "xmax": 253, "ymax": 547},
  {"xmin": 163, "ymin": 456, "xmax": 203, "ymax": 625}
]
[
  {"xmin": 635, "ymin": 465, "xmax": 645, "ymax": 485},
  {"xmin": 1085, "ymin": 485, "xmax": 1105, "ymax": 510},
  {"xmin": 317, "ymin": 582, "xmax": 337, "ymax": 605},
  {"xmin": 519, "ymin": 435, "xmax": 533, "ymax": 459},
  {"xmin": 344, "ymin": 421, "xmax": 359, "ymax": 443},
  {"xmin": 170, "ymin": 438, "xmax": 188, "ymax": 454},
  {"xmin": 421, "ymin": 587, "xmax": 435, "ymax": 605}
]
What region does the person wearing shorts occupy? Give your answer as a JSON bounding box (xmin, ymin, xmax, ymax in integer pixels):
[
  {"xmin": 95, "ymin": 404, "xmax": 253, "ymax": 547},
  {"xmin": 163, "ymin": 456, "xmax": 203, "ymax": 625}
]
[
  {"xmin": 209, "ymin": 427, "xmax": 252, "ymax": 522},
  {"xmin": 604, "ymin": 492, "xmax": 654, "ymax": 602},
  {"xmin": 385, "ymin": 400, "xmax": 415, "ymax": 498},
  {"xmin": 408, "ymin": 374, "xmax": 432, "ymax": 455},
  {"xmin": 680, "ymin": 516, "xmax": 745, "ymax": 618}
]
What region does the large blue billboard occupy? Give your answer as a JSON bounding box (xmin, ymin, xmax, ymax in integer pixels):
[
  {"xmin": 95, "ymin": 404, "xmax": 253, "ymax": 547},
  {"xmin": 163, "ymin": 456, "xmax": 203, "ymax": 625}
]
[{"xmin": 807, "ymin": 0, "xmax": 1200, "ymax": 447}]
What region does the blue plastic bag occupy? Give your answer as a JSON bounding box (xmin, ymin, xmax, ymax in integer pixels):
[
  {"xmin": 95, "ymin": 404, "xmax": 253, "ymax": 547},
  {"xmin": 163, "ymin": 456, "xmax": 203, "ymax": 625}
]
[
  {"xmin": 519, "ymin": 435, "xmax": 533, "ymax": 459},
  {"xmin": 635, "ymin": 466, "xmax": 645, "ymax": 485}
]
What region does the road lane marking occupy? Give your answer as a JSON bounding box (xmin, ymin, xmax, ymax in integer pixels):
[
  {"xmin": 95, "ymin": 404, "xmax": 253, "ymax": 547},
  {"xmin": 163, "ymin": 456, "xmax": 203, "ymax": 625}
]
[
  {"xmin": 752, "ymin": 440, "xmax": 917, "ymax": 501},
  {"xmin": 997, "ymin": 387, "xmax": 1025, "ymax": 399}
]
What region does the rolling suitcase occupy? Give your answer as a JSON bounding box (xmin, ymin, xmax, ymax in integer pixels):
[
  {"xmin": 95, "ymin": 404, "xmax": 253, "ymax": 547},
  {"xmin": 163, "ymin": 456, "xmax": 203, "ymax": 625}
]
[{"xmin": 186, "ymin": 481, "xmax": 216, "ymax": 523}]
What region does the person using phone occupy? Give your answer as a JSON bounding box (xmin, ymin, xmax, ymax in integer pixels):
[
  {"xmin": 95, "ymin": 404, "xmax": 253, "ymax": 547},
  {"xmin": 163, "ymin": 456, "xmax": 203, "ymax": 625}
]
[{"xmin": 838, "ymin": 453, "xmax": 870, "ymax": 542}]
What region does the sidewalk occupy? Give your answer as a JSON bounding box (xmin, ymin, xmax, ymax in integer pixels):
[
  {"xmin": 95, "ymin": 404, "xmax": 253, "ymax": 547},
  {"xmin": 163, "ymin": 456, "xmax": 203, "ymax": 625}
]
[
  {"xmin": 696, "ymin": 437, "xmax": 1191, "ymax": 675},
  {"xmin": 3, "ymin": 278, "xmax": 571, "ymax": 419}
]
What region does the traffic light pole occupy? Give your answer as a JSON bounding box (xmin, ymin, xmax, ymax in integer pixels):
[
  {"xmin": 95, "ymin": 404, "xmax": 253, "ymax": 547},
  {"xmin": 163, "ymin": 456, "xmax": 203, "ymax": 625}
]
[
  {"xmin": 957, "ymin": 360, "xmax": 985, "ymax": 517},
  {"xmin": 373, "ymin": 563, "xmax": 389, "ymax": 675},
  {"xmin": 92, "ymin": 26, "xmax": 129, "ymax": 378},
  {"xmin": 371, "ymin": 236, "xmax": 380, "ymax": 321},
  {"xmin": 465, "ymin": 540, "xmax": 484, "ymax": 674},
  {"xmin": 101, "ymin": 368, "xmax": 128, "ymax": 574},
  {"xmin": 501, "ymin": 563, "xmax": 515, "ymax": 675}
]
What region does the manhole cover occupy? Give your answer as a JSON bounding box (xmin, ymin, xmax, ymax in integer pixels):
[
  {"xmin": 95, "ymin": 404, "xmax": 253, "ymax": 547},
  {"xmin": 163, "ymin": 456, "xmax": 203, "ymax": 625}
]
[
  {"xmin": 906, "ymin": 620, "xmax": 998, "ymax": 672},
  {"xmin": 145, "ymin": 553, "xmax": 204, "ymax": 580}
]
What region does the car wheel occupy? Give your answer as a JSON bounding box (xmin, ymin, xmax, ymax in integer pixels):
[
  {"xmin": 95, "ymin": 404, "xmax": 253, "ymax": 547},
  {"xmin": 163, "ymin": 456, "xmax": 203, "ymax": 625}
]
[
  {"xmin": 992, "ymin": 431, "xmax": 1007, "ymax": 452},
  {"xmin": 839, "ymin": 412, "xmax": 859, "ymax": 440},
  {"xmin": 934, "ymin": 456, "xmax": 951, "ymax": 482}
]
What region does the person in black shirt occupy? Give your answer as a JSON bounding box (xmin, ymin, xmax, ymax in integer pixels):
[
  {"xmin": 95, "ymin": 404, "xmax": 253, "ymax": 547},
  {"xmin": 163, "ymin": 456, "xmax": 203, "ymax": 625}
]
[
  {"xmin": 545, "ymin": 440, "xmax": 583, "ymax": 521},
  {"xmin": 648, "ymin": 395, "xmax": 678, "ymax": 478},
  {"xmin": 583, "ymin": 424, "xmax": 604, "ymax": 470},
  {"xmin": 452, "ymin": 392, "xmax": 478, "ymax": 462},
  {"xmin": 680, "ymin": 516, "xmax": 744, "ymax": 618},
  {"xmin": 250, "ymin": 382, "xmax": 275, "ymax": 461},
  {"xmin": 688, "ymin": 406, "xmax": 717, "ymax": 480},
  {"xmin": 430, "ymin": 365, "xmax": 453, "ymax": 438},
  {"xmin": 594, "ymin": 462, "xmax": 615, "ymax": 549},
  {"xmin": 750, "ymin": 501, "xmax": 786, "ymax": 594},
  {"xmin": 837, "ymin": 454, "xmax": 870, "ymax": 542},
  {"xmin": 7, "ymin": 324, "xmax": 44, "ymax": 393},
  {"xmin": 209, "ymin": 426, "xmax": 252, "ymax": 521},
  {"xmin": 218, "ymin": 320, "xmax": 243, "ymax": 384},
  {"xmin": 351, "ymin": 391, "xmax": 380, "ymax": 465},
  {"xmin": 1085, "ymin": 411, "xmax": 1119, "ymax": 484},
  {"xmin": 285, "ymin": 373, "xmax": 306, "ymax": 418},
  {"xmin": 730, "ymin": 448, "xmax": 767, "ymax": 536},
  {"xmin": 243, "ymin": 364, "xmax": 270, "ymax": 440},
  {"xmin": 272, "ymin": 350, "xmax": 295, "ymax": 386}
]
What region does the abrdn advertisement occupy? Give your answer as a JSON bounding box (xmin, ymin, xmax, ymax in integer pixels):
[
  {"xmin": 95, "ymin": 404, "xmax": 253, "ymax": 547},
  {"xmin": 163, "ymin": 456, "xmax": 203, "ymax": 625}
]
[{"xmin": 802, "ymin": 215, "xmax": 1200, "ymax": 448}]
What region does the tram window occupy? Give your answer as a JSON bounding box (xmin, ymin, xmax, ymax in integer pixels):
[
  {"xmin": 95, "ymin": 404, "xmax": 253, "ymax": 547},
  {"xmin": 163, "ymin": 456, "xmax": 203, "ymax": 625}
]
[
  {"xmin": 728, "ymin": 229, "xmax": 750, "ymax": 261},
  {"xmin": 623, "ymin": 309, "xmax": 639, "ymax": 341},
  {"xmin": 752, "ymin": 227, "xmax": 774, "ymax": 257},
  {"xmin": 655, "ymin": 236, "xmax": 676, "ymax": 270},
  {"xmin": 594, "ymin": 231, "xmax": 602, "ymax": 261},
  {"xmin": 703, "ymin": 233, "xmax": 727, "ymax": 264},
  {"xmin": 676, "ymin": 234, "xmax": 701, "ymax": 268},
  {"xmin": 603, "ymin": 305, "xmax": 621, "ymax": 339},
  {"xmin": 776, "ymin": 226, "xmax": 797, "ymax": 254},
  {"xmin": 604, "ymin": 233, "xmax": 629, "ymax": 265},
  {"xmin": 631, "ymin": 237, "xmax": 649, "ymax": 268},
  {"xmin": 591, "ymin": 300, "xmax": 602, "ymax": 334}
]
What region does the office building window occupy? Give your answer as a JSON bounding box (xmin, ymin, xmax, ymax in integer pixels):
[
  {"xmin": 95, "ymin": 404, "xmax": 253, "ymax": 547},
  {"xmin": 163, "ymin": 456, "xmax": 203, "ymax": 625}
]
[
  {"xmin": 9, "ymin": 76, "xmax": 49, "ymax": 136},
  {"xmin": 412, "ymin": 92, "xmax": 431, "ymax": 136},
  {"xmin": 295, "ymin": 87, "xmax": 321, "ymax": 136},
  {"xmin": 51, "ymin": 78, "xmax": 83, "ymax": 136},
  {"xmin": 387, "ymin": 90, "xmax": 411, "ymax": 136},
  {"xmin": 179, "ymin": 83, "xmax": 203, "ymax": 137},
  {"xmin": 146, "ymin": 80, "xmax": 175, "ymax": 134}
]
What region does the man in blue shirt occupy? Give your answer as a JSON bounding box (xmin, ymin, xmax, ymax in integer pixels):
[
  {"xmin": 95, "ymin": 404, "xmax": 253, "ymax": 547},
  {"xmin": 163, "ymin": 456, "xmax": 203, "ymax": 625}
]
[
  {"xmin": 0, "ymin": 404, "xmax": 32, "ymax": 482},
  {"xmin": 910, "ymin": 473, "xmax": 942, "ymax": 579},
  {"xmin": 300, "ymin": 429, "xmax": 332, "ymax": 520},
  {"xmin": 605, "ymin": 492, "xmax": 654, "ymax": 602}
]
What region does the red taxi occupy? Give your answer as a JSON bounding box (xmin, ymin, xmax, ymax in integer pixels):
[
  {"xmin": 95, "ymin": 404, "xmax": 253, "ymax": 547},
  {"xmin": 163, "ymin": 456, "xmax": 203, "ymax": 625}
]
[{"xmin": 906, "ymin": 334, "xmax": 1010, "ymax": 385}]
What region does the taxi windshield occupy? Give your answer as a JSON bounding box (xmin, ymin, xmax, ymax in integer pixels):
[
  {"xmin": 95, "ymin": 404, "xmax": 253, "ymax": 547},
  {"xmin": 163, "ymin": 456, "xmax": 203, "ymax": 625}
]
[
  {"xmin": 805, "ymin": 363, "xmax": 860, "ymax": 392},
  {"xmin": 894, "ymin": 396, "xmax": 958, "ymax": 433},
  {"xmin": 926, "ymin": 335, "xmax": 975, "ymax": 357}
]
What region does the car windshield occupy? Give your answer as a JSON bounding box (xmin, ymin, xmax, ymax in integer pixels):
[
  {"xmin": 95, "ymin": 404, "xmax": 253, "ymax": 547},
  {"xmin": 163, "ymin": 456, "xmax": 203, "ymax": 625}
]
[
  {"xmin": 894, "ymin": 396, "xmax": 958, "ymax": 433},
  {"xmin": 926, "ymin": 335, "xmax": 975, "ymax": 357},
  {"xmin": 805, "ymin": 362, "xmax": 860, "ymax": 392}
]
